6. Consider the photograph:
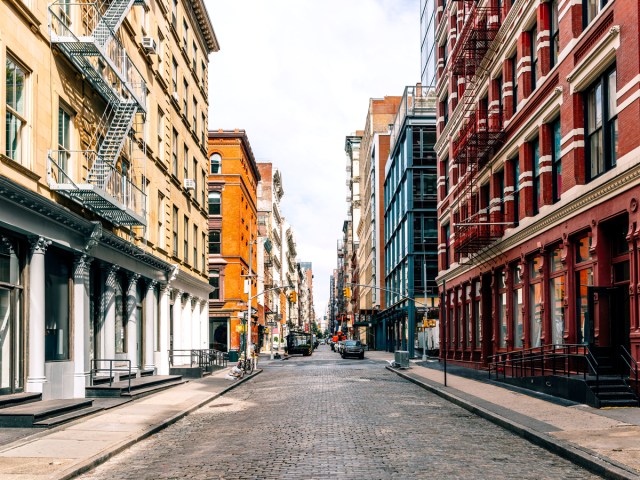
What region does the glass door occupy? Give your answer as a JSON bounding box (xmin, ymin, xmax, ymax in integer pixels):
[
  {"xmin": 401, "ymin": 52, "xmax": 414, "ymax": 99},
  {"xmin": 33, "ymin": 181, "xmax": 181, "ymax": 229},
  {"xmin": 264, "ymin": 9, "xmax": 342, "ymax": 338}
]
[{"xmin": 0, "ymin": 287, "xmax": 22, "ymax": 393}]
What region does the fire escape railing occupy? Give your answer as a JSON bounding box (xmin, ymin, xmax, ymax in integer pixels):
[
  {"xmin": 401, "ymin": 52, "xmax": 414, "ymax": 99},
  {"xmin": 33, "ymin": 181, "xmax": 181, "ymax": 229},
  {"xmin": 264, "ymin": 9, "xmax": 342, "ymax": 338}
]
[{"xmin": 47, "ymin": 0, "xmax": 147, "ymax": 227}]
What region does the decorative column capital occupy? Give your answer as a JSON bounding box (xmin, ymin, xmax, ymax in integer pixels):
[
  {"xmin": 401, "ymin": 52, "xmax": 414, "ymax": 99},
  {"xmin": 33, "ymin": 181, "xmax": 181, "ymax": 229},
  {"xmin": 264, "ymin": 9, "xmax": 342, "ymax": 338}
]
[
  {"xmin": 146, "ymin": 279, "xmax": 158, "ymax": 292},
  {"xmin": 29, "ymin": 236, "xmax": 51, "ymax": 255},
  {"xmin": 1, "ymin": 236, "xmax": 16, "ymax": 255},
  {"xmin": 73, "ymin": 254, "xmax": 93, "ymax": 277},
  {"xmin": 127, "ymin": 273, "xmax": 141, "ymax": 295}
]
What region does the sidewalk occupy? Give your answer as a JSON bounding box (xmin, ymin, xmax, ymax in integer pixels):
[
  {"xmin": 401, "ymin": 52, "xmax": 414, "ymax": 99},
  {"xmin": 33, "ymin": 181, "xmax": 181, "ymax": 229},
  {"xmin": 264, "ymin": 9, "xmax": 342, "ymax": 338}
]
[
  {"xmin": 366, "ymin": 350, "xmax": 640, "ymax": 480},
  {"xmin": 0, "ymin": 367, "xmax": 260, "ymax": 480}
]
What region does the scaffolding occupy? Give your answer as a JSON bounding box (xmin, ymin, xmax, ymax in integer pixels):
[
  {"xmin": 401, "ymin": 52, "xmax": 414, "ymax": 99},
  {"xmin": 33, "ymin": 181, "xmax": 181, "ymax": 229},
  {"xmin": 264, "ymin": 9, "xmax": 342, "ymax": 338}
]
[{"xmin": 448, "ymin": 1, "xmax": 505, "ymax": 258}]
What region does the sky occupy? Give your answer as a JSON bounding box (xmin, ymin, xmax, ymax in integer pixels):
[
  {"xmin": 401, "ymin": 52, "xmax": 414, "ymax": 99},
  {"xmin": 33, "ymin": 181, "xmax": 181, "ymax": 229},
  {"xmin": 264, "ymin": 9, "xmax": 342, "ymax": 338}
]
[{"xmin": 205, "ymin": 0, "xmax": 420, "ymax": 317}]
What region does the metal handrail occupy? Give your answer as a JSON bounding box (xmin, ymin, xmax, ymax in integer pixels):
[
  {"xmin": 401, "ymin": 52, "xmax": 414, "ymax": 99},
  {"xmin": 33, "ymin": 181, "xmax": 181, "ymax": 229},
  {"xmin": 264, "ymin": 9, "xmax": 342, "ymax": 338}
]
[
  {"xmin": 620, "ymin": 345, "xmax": 639, "ymax": 399},
  {"xmin": 489, "ymin": 343, "xmax": 600, "ymax": 393},
  {"xmin": 90, "ymin": 358, "xmax": 131, "ymax": 394},
  {"xmin": 169, "ymin": 349, "xmax": 228, "ymax": 369}
]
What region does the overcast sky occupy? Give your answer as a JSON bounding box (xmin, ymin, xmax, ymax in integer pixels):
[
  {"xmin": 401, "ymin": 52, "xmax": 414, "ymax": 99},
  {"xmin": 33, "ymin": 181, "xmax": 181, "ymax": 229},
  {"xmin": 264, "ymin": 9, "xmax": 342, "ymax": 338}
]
[{"xmin": 205, "ymin": 0, "xmax": 420, "ymax": 317}]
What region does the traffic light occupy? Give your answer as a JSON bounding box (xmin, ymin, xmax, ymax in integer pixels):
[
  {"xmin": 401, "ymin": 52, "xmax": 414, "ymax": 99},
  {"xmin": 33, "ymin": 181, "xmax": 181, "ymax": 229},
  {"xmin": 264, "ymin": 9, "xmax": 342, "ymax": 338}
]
[
  {"xmin": 343, "ymin": 287, "xmax": 352, "ymax": 299},
  {"xmin": 288, "ymin": 291, "xmax": 297, "ymax": 303}
]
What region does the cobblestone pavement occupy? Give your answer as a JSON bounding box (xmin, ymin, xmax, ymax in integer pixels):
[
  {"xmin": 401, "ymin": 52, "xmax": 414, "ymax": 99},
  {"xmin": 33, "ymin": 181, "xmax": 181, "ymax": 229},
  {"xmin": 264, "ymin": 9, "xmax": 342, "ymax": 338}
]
[{"xmin": 78, "ymin": 346, "xmax": 601, "ymax": 480}]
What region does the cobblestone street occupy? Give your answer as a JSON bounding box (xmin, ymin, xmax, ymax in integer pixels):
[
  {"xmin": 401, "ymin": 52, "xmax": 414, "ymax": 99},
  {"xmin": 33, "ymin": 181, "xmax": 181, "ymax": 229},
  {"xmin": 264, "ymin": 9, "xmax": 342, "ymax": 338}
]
[{"xmin": 78, "ymin": 347, "xmax": 601, "ymax": 479}]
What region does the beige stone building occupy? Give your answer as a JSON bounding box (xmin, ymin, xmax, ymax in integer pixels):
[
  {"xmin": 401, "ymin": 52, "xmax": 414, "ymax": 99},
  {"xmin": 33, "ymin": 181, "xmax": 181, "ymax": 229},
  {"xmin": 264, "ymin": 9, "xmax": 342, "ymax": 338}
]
[{"xmin": 0, "ymin": 0, "xmax": 217, "ymax": 400}]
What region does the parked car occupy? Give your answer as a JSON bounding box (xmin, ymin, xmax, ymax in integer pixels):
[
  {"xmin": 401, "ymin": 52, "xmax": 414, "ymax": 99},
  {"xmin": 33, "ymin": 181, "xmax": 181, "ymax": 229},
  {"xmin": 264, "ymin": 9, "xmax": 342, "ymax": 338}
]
[
  {"xmin": 336, "ymin": 340, "xmax": 346, "ymax": 354},
  {"xmin": 341, "ymin": 340, "xmax": 365, "ymax": 359}
]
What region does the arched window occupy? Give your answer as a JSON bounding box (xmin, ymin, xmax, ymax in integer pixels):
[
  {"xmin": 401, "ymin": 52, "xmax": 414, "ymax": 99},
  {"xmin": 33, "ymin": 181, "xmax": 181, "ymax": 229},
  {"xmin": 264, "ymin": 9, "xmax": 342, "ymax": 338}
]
[{"xmin": 210, "ymin": 153, "xmax": 221, "ymax": 174}]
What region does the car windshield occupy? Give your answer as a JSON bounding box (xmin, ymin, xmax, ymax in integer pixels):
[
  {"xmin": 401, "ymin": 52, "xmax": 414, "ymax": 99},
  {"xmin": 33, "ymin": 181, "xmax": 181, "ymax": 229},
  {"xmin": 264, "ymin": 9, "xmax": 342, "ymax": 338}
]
[{"xmin": 345, "ymin": 340, "xmax": 360, "ymax": 346}]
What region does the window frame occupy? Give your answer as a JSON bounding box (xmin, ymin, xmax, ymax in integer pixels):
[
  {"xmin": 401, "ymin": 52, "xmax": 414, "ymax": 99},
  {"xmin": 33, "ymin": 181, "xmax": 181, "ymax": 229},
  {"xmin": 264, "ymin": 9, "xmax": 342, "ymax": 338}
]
[
  {"xmin": 585, "ymin": 65, "xmax": 617, "ymax": 182},
  {"xmin": 5, "ymin": 56, "xmax": 29, "ymax": 166},
  {"xmin": 530, "ymin": 24, "xmax": 538, "ymax": 91},
  {"xmin": 210, "ymin": 153, "xmax": 221, "ymax": 174}
]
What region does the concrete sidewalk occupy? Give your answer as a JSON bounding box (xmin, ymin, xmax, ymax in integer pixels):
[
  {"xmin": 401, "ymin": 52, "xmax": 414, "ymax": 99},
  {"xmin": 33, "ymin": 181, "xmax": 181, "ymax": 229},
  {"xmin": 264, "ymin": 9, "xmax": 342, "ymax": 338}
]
[
  {"xmin": 365, "ymin": 350, "xmax": 640, "ymax": 480},
  {"xmin": 0, "ymin": 367, "xmax": 260, "ymax": 480}
]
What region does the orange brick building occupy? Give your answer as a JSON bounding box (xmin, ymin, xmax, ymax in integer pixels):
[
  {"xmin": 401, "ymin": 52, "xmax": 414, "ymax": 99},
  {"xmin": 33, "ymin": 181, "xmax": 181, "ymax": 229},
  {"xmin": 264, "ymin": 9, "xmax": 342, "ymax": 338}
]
[{"xmin": 207, "ymin": 130, "xmax": 260, "ymax": 353}]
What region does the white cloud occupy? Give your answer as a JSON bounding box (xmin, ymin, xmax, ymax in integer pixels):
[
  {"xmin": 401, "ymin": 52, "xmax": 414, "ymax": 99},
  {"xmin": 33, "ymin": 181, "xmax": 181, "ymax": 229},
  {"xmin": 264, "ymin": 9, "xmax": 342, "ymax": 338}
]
[{"xmin": 206, "ymin": 0, "xmax": 419, "ymax": 316}]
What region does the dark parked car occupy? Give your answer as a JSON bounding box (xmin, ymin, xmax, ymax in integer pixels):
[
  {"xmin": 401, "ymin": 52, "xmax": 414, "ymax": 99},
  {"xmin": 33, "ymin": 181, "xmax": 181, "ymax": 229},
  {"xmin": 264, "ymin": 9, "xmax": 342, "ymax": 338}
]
[{"xmin": 341, "ymin": 340, "xmax": 365, "ymax": 359}]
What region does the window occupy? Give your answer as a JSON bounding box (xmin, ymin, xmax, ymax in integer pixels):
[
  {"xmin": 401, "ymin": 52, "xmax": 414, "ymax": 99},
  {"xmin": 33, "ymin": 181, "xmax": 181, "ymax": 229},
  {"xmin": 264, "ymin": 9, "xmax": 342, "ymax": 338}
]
[
  {"xmin": 173, "ymin": 207, "xmax": 179, "ymax": 256},
  {"xmin": 529, "ymin": 256, "xmax": 542, "ymax": 347},
  {"xmin": 183, "ymin": 145, "xmax": 188, "ymax": 180},
  {"xmin": 443, "ymin": 157, "xmax": 449, "ymax": 195},
  {"xmin": 208, "ymin": 192, "xmax": 221, "ymax": 215},
  {"xmin": 202, "ymin": 233, "xmax": 206, "ymax": 271},
  {"xmin": 201, "ymin": 112, "xmax": 206, "ymax": 146},
  {"xmin": 552, "ymin": 118, "xmax": 562, "ymax": 202},
  {"xmin": 585, "ymin": 66, "xmax": 617, "ymax": 181},
  {"xmin": 442, "ymin": 95, "xmax": 448, "ymax": 127},
  {"xmin": 184, "ymin": 216, "xmax": 189, "ymax": 261},
  {"xmin": 498, "ymin": 271, "xmax": 507, "ymax": 348},
  {"xmin": 192, "ymin": 97, "xmax": 197, "ymax": 129},
  {"xmin": 497, "ymin": 169, "xmax": 505, "ymax": 215},
  {"xmin": 210, "ymin": 153, "xmax": 221, "ymax": 174},
  {"xmin": 157, "ymin": 31, "xmax": 165, "ymax": 78},
  {"xmin": 171, "ymin": 0, "xmax": 177, "ymax": 28},
  {"xmin": 512, "ymin": 157, "xmax": 520, "ymax": 226},
  {"xmin": 193, "ymin": 225, "xmax": 198, "ymax": 267},
  {"xmin": 550, "ymin": 0, "xmax": 559, "ymax": 68},
  {"xmin": 183, "ymin": 78, "xmax": 188, "ymax": 114},
  {"xmin": 192, "ymin": 41, "xmax": 198, "ymax": 72},
  {"xmin": 201, "ymin": 170, "xmax": 206, "ymax": 205},
  {"xmin": 497, "ymin": 75, "xmax": 504, "ymax": 120},
  {"xmin": 158, "ymin": 193, "xmax": 165, "ymax": 249},
  {"xmin": 45, "ymin": 250, "xmax": 70, "ymax": 360},
  {"xmin": 209, "ymin": 230, "xmax": 221, "ymax": 254},
  {"xmin": 575, "ymin": 233, "xmax": 593, "ymax": 343},
  {"xmin": 201, "ymin": 60, "xmax": 206, "ymax": 84},
  {"xmin": 584, "ymin": 0, "xmax": 608, "ymax": 28},
  {"xmin": 209, "ymin": 271, "xmax": 220, "ymax": 300},
  {"xmin": 157, "ymin": 107, "xmax": 164, "ymax": 161},
  {"xmin": 6, "ymin": 57, "xmax": 27, "ymax": 165},
  {"xmin": 530, "ymin": 25, "xmax": 538, "ymax": 91},
  {"xmin": 171, "ymin": 57, "xmax": 178, "ymax": 94},
  {"xmin": 58, "ymin": 105, "xmax": 72, "ymax": 172},
  {"xmin": 182, "ymin": 18, "xmax": 188, "ymax": 50},
  {"xmin": 444, "ymin": 223, "xmax": 450, "ymax": 269},
  {"xmin": 532, "ymin": 137, "xmax": 540, "ymax": 214},
  {"xmin": 512, "ymin": 264, "xmax": 523, "ymax": 348},
  {"xmin": 511, "ymin": 54, "xmax": 518, "ymax": 114},
  {"xmin": 172, "ymin": 129, "xmax": 178, "ymax": 176},
  {"xmin": 549, "ymin": 246, "xmax": 565, "ymax": 344},
  {"xmin": 473, "ymin": 281, "xmax": 482, "ymax": 348}
]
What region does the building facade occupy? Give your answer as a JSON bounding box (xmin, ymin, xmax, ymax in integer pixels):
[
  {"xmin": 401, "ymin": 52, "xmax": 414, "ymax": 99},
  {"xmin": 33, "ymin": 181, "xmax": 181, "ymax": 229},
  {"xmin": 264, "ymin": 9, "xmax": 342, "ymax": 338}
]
[
  {"xmin": 0, "ymin": 0, "xmax": 216, "ymax": 399},
  {"xmin": 207, "ymin": 130, "xmax": 260, "ymax": 354},
  {"xmin": 356, "ymin": 97, "xmax": 402, "ymax": 347},
  {"xmin": 434, "ymin": 0, "xmax": 640, "ymax": 374},
  {"xmin": 381, "ymin": 85, "xmax": 438, "ymax": 358}
]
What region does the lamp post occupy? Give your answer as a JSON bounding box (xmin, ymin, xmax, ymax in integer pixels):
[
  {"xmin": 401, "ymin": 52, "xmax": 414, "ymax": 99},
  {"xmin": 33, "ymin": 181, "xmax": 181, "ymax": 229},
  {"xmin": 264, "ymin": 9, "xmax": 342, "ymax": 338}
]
[{"xmin": 245, "ymin": 238, "xmax": 257, "ymax": 370}]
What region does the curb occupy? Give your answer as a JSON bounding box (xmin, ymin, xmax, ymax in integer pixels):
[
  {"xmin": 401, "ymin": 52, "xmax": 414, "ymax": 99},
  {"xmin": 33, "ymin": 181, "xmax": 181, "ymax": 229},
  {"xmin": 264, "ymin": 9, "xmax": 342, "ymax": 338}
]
[
  {"xmin": 56, "ymin": 369, "xmax": 263, "ymax": 480},
  {"xmin": 386, "ymin": 366, "xmax": 640, "ymax": 480}
]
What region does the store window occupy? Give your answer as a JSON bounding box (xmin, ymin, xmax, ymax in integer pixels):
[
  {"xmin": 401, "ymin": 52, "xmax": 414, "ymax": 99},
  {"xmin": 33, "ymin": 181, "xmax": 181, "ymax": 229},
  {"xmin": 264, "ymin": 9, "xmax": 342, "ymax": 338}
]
[
  {"xmin": 513, "ymin": 264, "xmax": 523, "ymax": 348},
  {"xmin": 498, "ymin": 271, "xmax": 507, "ymax": 348},
  {"xmin": 529, "ymin": 256, "xmax": 543, "ymax": 347},
  {"xmin": 575, "ymin": 233, "xmax": 593, "ymax": 343},
  {"xmin": 473, "ymin": 280, "xmax": 482, "ymax": 348},
  {"xmin": 465, "ymin": 284, "xmax": 472, "ymax": 348},
  {"xmin": 45, "ymin": 250, "xmax": 70, "ymax": 361},
  {"xmin": 549, "ymin": 246, "xmax": 565, "ymax": 344}
]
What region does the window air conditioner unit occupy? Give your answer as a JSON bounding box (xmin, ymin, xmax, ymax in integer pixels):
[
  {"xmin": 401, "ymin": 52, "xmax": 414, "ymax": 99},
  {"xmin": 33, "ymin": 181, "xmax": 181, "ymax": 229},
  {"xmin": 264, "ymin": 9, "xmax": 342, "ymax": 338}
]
[
  {"xmin": 142, "ymin": 36, "xmax": 157, "ymax": 54},
  {"xmin": 184, "ymin": 178, "xmax": 196, "ymax": 190}
]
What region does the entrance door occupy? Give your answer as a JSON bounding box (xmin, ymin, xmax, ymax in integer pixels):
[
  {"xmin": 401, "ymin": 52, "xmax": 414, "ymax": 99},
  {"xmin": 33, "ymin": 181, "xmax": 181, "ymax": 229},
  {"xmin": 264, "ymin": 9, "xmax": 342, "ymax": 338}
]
[
  {"xmin": 0, "ymin": 287, "xmax": 22, "ymax": 394},
  {"xmin": 587, "ymin": 286, "xmax": 630, "ymax": 350},
  {"xmin": 136, "ymin": 305, "xmax": 143, "ymax": 368}
]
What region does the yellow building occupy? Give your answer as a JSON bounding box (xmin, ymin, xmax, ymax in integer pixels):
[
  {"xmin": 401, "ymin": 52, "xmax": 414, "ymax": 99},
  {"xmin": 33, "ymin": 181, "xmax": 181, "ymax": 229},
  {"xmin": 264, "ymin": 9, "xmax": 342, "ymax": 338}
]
[{"xmin": 0, "ymin": 0, "xmax": 217, "ymax": 399}]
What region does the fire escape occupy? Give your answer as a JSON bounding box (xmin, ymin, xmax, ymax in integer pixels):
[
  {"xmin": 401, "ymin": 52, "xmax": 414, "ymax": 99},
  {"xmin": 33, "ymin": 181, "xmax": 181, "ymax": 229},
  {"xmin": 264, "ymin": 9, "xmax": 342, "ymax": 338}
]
[
  {"xmin": 449, "ymin": 1, "xmax": 505, "ymax": 257},
  {"xmin": 47, "ymin": 0, "xmax": 148, "ymax": 227}
]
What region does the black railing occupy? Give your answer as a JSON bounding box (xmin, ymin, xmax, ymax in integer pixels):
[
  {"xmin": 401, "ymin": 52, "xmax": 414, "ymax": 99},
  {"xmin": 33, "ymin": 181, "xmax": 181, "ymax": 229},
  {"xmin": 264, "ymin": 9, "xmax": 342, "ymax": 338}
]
[
  {"xmin": 489, "ymin": 344, "xmax": 600, "ymax": 393},
  {"xmin": 169, "ymin": 349, "xmax": 227, "ymax": 370},
  {"xmin": 620, "ymin": 345, "xmax": 639, "ymax": 399},
  {"xmin": 90, "ymin": 359, "xmax": 132, "ymax": 394}
]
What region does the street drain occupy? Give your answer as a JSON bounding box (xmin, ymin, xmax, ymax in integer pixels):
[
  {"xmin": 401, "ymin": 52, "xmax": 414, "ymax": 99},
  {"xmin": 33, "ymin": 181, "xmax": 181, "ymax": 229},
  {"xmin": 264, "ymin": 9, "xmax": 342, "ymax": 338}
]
[{"xmin": 209, "ymin": 403, "xmax": 232, "ymax": 408}]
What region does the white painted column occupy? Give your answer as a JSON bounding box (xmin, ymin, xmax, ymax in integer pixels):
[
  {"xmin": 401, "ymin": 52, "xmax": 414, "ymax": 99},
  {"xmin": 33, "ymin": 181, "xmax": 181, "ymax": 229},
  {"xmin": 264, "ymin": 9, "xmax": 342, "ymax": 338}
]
[
  {"xmin": 144, "ymin": 281, "xmax": 157, "ymax": 371},
  {"xmin": 103, "ymin": 265, "xmax": 120, "ymax": 360},
  {"xmin": 72, "ymin": 254, "xmax": 92, "ymax": 398},
  {"xmin": 172, "ymin": 290, "xmax": 183, "ymax": 361},
  {"xmin": 26, "ymin": 236, "xmax": 51, "ymax": 393},
  {"xmin": 201, "ymin": 300, "xmax": 209, "ymax": 349},
  {"xmin": 158, "ymin": 285, "xmax": 171, "ymax": 375},
  {"xmin": 191, "ymin": 298, "xmax": 201, "ymax": 351},
  {"xmin": 126, "ymin": 274, "xmax": 140, "ymax": 372},
  {"xmin": 182, "ymin": 295, "xmax": 193, "ymax": 352}
]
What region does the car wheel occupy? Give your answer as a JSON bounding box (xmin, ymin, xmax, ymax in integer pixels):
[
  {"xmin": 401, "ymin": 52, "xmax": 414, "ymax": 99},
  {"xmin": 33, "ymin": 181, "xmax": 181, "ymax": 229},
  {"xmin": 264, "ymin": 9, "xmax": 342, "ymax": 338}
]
[
  {"xmin": 341, "ymin": 354, "xmax": 345, "ymax": 359},
  {"xmin": 359, "ymin": 353, "xmax": 364, "ymax": 359}
]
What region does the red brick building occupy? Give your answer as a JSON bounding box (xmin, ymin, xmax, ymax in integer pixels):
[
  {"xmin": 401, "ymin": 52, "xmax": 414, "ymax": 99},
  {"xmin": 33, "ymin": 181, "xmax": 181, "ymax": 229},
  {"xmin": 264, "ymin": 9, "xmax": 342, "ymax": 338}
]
[{"xmin": 434, "ymin": 0, "xmax": 640, "ymax": 383}]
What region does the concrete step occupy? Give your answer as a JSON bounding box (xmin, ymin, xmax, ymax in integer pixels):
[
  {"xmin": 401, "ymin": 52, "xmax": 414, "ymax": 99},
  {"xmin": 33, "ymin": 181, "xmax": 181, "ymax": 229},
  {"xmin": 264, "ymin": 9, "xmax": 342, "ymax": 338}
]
[
  {"xmin": 0, "ymin": 392, "xmax": 42, "ymax": 410},
  {"xmin": 86, "ymin": 375, "xmax": 183, "ymax": 398},
  {"xmin": 32, "ymin": 405, "xmax": 104, "ymax": 428},
  {"xmin": 0, "ymin": 399, "xmax": 94, "ymax": 427}
]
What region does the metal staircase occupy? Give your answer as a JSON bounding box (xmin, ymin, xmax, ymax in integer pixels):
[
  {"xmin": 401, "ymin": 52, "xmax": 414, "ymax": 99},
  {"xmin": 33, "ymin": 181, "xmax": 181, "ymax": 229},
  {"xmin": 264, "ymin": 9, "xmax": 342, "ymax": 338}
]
[{"xmin": 47, "ymin": 0, "xmax": 147, "ymax": 227}]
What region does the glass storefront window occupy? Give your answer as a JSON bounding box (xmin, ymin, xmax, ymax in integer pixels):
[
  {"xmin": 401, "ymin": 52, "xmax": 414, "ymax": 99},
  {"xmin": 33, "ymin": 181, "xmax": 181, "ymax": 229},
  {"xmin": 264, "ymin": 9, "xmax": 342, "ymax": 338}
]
[
  {"xmin": 576, "ymin": 268, "xmax": 593, "ymax": 343},
  {"xmin": 576, "ymin": 234, "xmax": 592, "ymax": 263},
  {"xmin": 45, "ymin": 252, "xmax": 70, "ymax": 361},
  {"xmin": 474, "ymin": 281, "xmax": 481, "ymax": 348},
  {"xmin": 550, "ymin": 247, "xmax": 563, "ymax": 272},
  {"xmin": 529, "ymin": 283, "xmax": 542, "ymax": 347},
  {"xmin": 530, "ymin": 256, "xmax": 541, "ymax": 280},
  {"xmin": 513, "ymin": 288, "xmax": 523, "ymax": 348},
  {"xmin": 550, "ymin": 275, "xmax": 565, "ymax": 344},
  {"xmin": 499, "ymin": 291, "xmax": 507, "ymax": 348}
]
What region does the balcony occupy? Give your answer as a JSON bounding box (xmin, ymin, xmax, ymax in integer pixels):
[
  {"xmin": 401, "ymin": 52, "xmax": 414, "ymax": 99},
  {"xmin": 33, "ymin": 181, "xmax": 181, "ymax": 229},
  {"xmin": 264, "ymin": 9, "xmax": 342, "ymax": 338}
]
[
  {"xmin": 47, "ymin": 150, "xmax": 146, "ymax": 226},
  {"xmin": 453, "ymin": 210, "xmax": 503, "ymax": 257}
]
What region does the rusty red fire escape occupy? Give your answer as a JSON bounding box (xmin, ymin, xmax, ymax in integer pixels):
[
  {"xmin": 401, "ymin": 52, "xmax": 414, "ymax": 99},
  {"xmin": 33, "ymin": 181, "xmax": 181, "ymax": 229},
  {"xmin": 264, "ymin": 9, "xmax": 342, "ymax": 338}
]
[{"xmin": 449, "ymin": 1, "xmax": 505, "ymax": 257}]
